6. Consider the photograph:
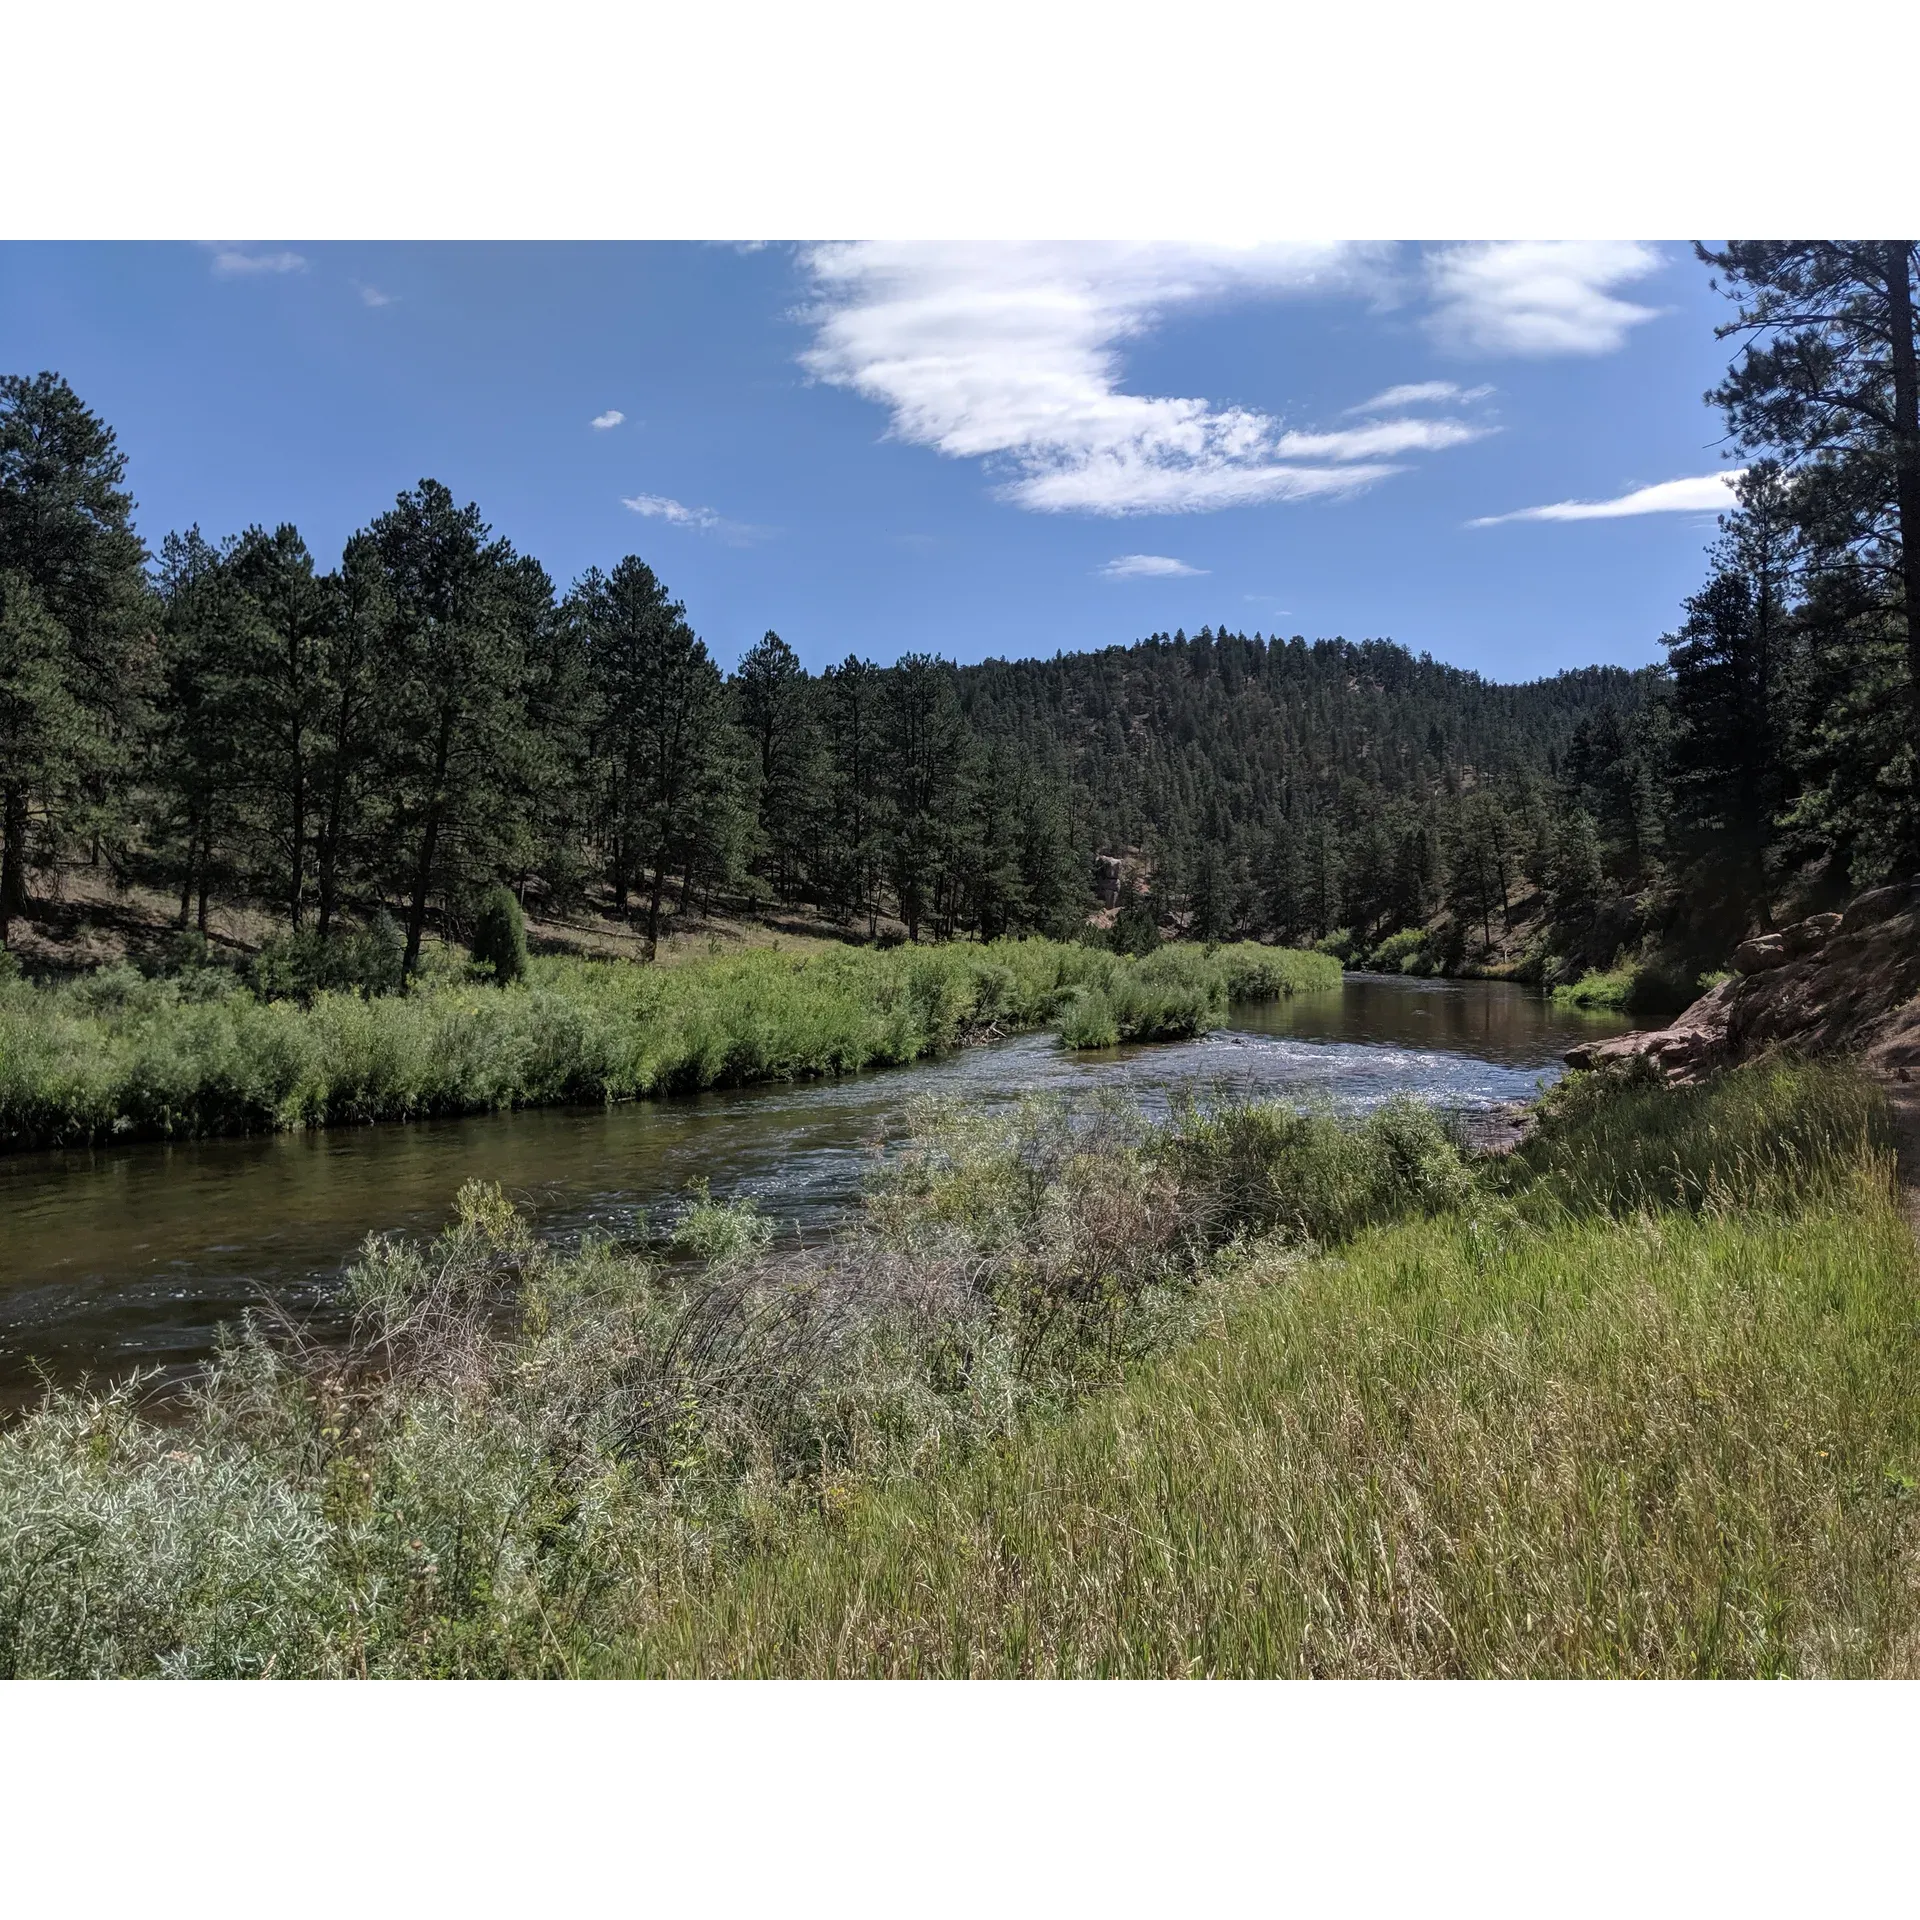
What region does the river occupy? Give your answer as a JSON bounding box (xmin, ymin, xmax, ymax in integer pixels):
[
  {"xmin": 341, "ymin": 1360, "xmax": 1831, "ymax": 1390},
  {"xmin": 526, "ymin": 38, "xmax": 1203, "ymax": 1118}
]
[{"xmin": 0, "ymin": 974, "xmax": 1637, "ymax": 1404}]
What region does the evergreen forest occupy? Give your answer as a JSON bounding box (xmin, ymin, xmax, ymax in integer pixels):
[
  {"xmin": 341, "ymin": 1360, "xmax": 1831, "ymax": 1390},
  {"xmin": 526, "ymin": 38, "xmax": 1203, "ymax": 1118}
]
[{"xmin": 4, "ymin": 241, "xmax": 1920, "ymax": 992}]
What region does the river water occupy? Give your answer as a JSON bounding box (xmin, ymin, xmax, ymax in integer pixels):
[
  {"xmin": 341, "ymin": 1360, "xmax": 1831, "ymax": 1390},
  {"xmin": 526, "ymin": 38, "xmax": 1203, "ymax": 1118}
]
[{"xmin": 0, "ymin": 974, "xmax": 1636, "ymax": 1403}]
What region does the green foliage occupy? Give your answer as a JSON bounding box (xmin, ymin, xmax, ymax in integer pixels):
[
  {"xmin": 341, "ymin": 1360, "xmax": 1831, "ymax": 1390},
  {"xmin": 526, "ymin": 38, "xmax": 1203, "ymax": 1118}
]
[
  {"xmin": 1504, "ymin": 1056, "xmax": 1891, "ymax": 1218},
  {"xmin": 1365, "ymin": 926, "xmax": 1432, "ymax": 974},
  {"xmin": 1051, "ymin": 942, "xmax": 1338, "ymax": 1052},
  {"xmin": 249, "ymin": 915, "xmax": 405, "ymax": 1001},
  {"xmin": 1312, "ymin": 927, "xmax": 1357, "ymax": 964},
  {"xmin": 1550, "ymin": 957, "xmax": 1698, "ymax": 1016},
  {"xmin": 1161, "ymin": 1095, "xmax": 1472, "ymax": 1246},
  {"xmin": 669, "ymin": 1181, "xmax": 775, "ymax": 1267},
  {"xmin": 469, "ymin": 886, "xmax": 529, "ymax": 985},
  {"xmin": 1056, "ymin": 986, "xmax": 1119, "ymax": 1049},
  {"xmin": 0, "ymin": 936, "xmax": 1333, "ymax": 1150}
]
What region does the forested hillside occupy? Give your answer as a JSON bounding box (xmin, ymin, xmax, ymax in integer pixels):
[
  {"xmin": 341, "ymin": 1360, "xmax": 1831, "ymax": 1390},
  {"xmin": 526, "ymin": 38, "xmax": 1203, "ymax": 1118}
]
[
  {"xmin": 0, "ymin": 369, "xmax": 1655, "ymax": 974},
  {"xmin": 956, "ymin": 636, "xmax": 1652, "ymax": 954},
  {"xmin": 6, "ymin": 238, "xmax": 1919, "ymax": 990}
]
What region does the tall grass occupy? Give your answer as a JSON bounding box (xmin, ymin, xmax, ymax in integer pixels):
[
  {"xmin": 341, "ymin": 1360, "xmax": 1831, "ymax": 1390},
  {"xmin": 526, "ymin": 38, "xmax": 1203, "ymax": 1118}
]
[
  {"xmin": 619, "ymin": 1061, "xmax": 1919, "ymax": 1678},
  {"xmin": 1550, "ymin": 958, "xmax": 1701, "ymax": 1015},
  {"xmin": 0, "ymin": 937, "xmax": 1338, "ymax": 1152},
  {"xmin": 1502, "ymin": 1055, "xmax": 1893, "ymax": 1217},
  {"xmin": 628, "ymin": 1189, "xmax": 1917, "ymax": 1678}
]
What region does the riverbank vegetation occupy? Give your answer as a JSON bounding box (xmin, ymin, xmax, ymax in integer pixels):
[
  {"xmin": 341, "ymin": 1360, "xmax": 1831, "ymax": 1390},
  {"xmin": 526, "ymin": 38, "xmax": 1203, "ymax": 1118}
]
[
  {"xmin": 0, "ymin": 936, "xmax": 1338, "ymax": 1152},
  {"xmin": 1, "ymin": 1058, "xmax": 1909, "ymax": 1679}
]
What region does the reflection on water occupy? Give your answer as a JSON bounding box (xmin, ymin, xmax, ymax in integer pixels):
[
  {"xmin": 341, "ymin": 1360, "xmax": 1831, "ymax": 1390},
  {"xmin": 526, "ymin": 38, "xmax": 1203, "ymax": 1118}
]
[{"xmin": 0, "ymin": 973, "xmax": 1635, "ymax": 1399}]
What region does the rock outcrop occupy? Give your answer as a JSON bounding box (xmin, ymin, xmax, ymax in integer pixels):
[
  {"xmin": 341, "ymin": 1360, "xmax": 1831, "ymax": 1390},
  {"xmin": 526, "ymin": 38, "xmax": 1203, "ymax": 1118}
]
[{"xmin": 1564, "ymin": 884, "xmax": 1920, "ymax": 1083}]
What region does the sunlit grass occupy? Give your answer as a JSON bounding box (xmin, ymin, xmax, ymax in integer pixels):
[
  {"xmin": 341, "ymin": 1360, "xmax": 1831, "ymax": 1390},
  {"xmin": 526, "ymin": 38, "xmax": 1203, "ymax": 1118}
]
[
  {"xmin": 0, "ymin": 937, "xmax": 1338, "ymax": 1150},
  {"xmin": 621, "ymin": 1182, "xmax": 1918, "ymax": 1677}
]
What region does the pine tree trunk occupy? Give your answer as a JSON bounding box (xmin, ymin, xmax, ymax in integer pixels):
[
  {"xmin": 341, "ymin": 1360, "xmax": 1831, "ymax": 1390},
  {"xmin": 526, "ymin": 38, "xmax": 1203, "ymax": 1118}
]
[
  {"xmin": 289, "ymin": 767, "xmax": 306, "ymax": 932},
  {"xmin": 403, "ymin": 708, "xmax": 455, "ymax": 982},
  {"xmin": 0, "ymin": 782, "xmax": 29, "ymax": 944},
  {"xmin": 1883, "ymin": 243, "xmax": 1920, "ymax": 840},
  {"xmin": 645, "ymin": 862, "xmax": 665, "ymax": 962}
]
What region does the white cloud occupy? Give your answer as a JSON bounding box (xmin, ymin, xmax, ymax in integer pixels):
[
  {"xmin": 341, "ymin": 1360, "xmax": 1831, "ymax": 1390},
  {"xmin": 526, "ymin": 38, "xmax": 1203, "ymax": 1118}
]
[
  {"xmin": 591, "ymin": 409, "xmax": 626, "ymax": 430},
  {"xmin": 209, "ymin": 245, "xmax": 307, "ymax": 277},
  {"xmin": 1425, "ymin": 241, "xmax": 1663, "ymax": 356},
  {"xmin": 622, "ymin": 492, "xmax": 720, "ymax": 529},
  {"xmin": 797, "ymin": 241, "xmax": 1477, "ymax": 517},
  {"xmin": 1470, "ymin": 469, "xmax": 1746, "ymax": 527},
  {"xmin": 620, "ymin": 491, "xmax": 765, "ymax": 544},
  {"xmin": 1346, "ymin": 380, "xmax": 1492, "ymax": 413},
  {"xmin": 1274, "ymin": 418, "xmax": 1490, "ymax": 461},
  {"xmin": 354, "ymin": 281, "xmax": 397, "ymax": 307},
  {"xmin": 1099, "ymin": 554, "xmax": 1207, "ymax": 579}
]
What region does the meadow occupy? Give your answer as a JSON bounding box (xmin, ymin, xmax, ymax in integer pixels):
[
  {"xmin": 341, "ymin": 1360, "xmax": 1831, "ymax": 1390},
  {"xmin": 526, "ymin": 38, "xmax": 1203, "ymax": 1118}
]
[
  {"xmin": 1, "ymin": 1056, "xmax": 1909, "ymax": 1679},
  {"xmin": 0, "ymin": 937, "xmax": 1339, "ymax": 1152}
]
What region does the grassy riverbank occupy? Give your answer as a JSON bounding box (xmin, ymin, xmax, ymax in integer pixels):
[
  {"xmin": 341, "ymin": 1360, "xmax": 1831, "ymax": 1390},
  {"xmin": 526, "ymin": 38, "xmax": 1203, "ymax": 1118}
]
[
  {"xmin": 0, "ymin": 938, "xmax": 1337, "ymax": 1152},
  {"xmin": 1, "ymin": 1057, "xmax": 1910, "ymax": 1678}
]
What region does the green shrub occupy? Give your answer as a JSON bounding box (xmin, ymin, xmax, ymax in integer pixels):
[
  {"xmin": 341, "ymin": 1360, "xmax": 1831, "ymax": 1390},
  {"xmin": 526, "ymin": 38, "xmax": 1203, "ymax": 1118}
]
[
  {"xmin": 1057, "ymin": 986, "xmax": 1120, "ymax": 1049},
  {"xmin": 1551, "ymin": 958, "xmax": 1700, "ymax": 1015},
  {"xmin": 1109, "ymin": 894, "xmax": 1161, "ymax": 956},
  {"xmin": 1313, "ymin": 927, "xmax": 1357, "ymax": 965},
  {"xmin": 250, "ymin": 915, "xmax": 405, "ymax": 1002},
  {"xmin": 1365, "ymin": 926, "xmax": 1431, "ymax": 974},
  {"xmin": 1161, "ymin": 1096, "xmax": 1471, "ymax": 1246},
  {"xmin": 470, "ymin": 887, "xmax": 529, "ymax": 986}
]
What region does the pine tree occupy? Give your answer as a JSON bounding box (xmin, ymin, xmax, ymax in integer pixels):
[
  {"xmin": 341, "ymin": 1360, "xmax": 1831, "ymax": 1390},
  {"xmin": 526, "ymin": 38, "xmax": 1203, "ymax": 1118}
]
[
  {"xmin": 731, "ymin": 629, "xmax": 817, "ymax": 902},
  {"xmin": 0, "ymin": 573, "xmax": 85, "ymax": 943},
  {"xmin": 877, "ymin": 653, "xmax": 963, "ymax": 942},
  {"xmin": 1700, "ymin": 241, "xmax": 1920, "ymax": 844},
  {"xmin": 364, "ymin": 481, "xmax": 544, "ymax": 979},
  {"xmin": 1665, "ymin": 468, "xmax": 1797, "ymax": 941},
  {"xmin": 0, "ymin": 373, "xmax": 150, "ymax": 931},
  {"xmin": 571, "ymin": 555, "xmax": 731, "ymax": 957}
]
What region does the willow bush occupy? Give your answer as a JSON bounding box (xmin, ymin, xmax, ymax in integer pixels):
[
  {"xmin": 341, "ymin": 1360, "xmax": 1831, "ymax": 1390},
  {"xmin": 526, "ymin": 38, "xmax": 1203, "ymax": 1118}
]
[{"xmin": 0, "ymin": 938, "xmax": 1339, "ymax": 1150}]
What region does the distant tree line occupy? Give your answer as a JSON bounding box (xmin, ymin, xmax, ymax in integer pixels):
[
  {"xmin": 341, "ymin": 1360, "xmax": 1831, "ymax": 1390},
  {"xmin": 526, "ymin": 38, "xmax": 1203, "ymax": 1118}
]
[
  {"xmin": 0, "ymin": 367, "xmax": 1658, "ymax": 970},
  {"xmin": 26, "ymin": 233, "xmax": 1915, "ymax": 983}
]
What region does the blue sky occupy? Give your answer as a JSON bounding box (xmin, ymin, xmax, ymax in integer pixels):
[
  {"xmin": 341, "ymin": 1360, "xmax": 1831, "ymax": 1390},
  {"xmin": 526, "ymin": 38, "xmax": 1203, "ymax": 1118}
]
[{"xmin": 0, "ymin": 240, "xmax": 1742, "ymax": 681}]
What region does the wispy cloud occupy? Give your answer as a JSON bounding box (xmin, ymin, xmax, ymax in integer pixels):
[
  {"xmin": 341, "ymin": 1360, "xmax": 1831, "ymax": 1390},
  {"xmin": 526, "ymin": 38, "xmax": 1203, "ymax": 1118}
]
[
  {"xmin": 1425, "ymin": 242, "xmax": 1664, "ymax": 356},
  {"xmin": 1273, "ymin": 418, "xmax": 1491, "ymax": 461},
  {"xmin": 622, "ymin": 492, "xmax": 720, "ymax": 529},
  {"xmin": 1099, "ymin": 554, "xmax": 1207, "ymax": 579},
  {"xmin": 591, "ymin": 409, "xmax": 626, "ymax": 430},
  {"xmin": 1346, "ymin": 380, "xmax": 1492, "ymax": 413},
  {"xmin": 354, "ymin": 281, "xmax": 397, "ymax": 307},
  {"xmin": 620, "ymin": 492, "xmax": 763, "ymax": 543},
  {"xmin": 1470, "ymin": 469, "xmax": 1745, "ymax": 527},
  {"xmin": 208, "ymin": 244, "xmax": 307, "ymax": 277},
  {"xmin": 797, "ymin": 241, "xmax": 1483, "ymax": 517}
]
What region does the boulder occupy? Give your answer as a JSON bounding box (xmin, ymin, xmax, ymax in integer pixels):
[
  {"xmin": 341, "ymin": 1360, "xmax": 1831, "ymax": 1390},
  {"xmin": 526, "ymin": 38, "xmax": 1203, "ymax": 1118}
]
[
  {"xmin": 1563, "ymin": 979, "xmax": 1735, "ymax": 1084},
  {"xmin": 1790, "ymin": 911, "xmax": 1843, "ymax": 950},
  {"xmin": 1568, "ymin": 888, "xmax": 1920, "ymax": 1086},
  {"xmin": 1839, "ymin": 884, "xmax": 1919, "ymax": 935},
  {"xmin": 1732, "ymin": 934, "xmax": 1789, "ymax": 975},
  {"xmin": 1733, "ymin": 912, "xmax": 1843, "ymax": 974}
]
